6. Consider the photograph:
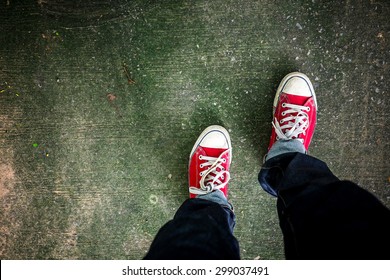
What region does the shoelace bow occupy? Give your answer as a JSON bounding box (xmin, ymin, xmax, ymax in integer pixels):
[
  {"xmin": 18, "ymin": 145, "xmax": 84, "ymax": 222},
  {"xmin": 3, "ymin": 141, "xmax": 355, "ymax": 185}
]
[
  {"xmin": 189, "ymin": 149, "xmax": 231, "ymax": 195},
  {"xmin": 272, "ymin": 103, "xmax": 310, "ymax": 142}
]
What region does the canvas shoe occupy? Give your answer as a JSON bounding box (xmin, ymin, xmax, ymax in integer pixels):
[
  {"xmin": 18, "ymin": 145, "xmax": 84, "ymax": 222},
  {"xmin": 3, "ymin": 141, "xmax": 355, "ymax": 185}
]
[
  {"xmin": 268, "ymin": 72, "xmax": 317, "ymax": 152},
  {"xmin": 188, "ymin": 125, "xmax": 232, "ymax": 199}
]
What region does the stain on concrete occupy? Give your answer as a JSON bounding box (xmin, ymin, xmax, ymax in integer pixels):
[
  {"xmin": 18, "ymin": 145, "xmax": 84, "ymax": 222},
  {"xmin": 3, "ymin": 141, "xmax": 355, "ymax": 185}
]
[
  {"xmin": 0, "ymin": 110, "xmax": 22, "ymax": 258},
  {"xmin": 0, "ymin": 111, "xmax": 16, "ymax": 199},
  {"xmin": 0, "ymin": 165, "xmax": 14, "ymax": 199},
  {"xmin": 122, "ymin": 230, "xmax": 153, "ymax": 258}
]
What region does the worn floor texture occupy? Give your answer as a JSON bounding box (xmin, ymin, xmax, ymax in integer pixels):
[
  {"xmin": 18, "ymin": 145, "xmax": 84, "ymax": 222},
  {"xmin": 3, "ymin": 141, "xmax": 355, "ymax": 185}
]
[{"xmin": 0, "ymin": 0, "xmax": 389, "ymax": 260}]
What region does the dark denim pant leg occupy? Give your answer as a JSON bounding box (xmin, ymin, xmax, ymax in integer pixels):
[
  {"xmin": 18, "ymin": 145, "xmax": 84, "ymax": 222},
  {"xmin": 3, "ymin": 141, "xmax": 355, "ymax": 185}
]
[
  {"xmin": 144, "ymin": 198, "xmax": 240, "ymax": 259},
  {"xmin": 259, "ymin": 152, "xmax": 390, "ymax": 259}
]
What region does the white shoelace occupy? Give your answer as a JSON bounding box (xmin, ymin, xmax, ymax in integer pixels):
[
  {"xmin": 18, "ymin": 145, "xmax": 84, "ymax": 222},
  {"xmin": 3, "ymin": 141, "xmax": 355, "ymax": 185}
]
[
  {"xmin": 272, "ymin": 103, "xmax": 310, "ymax": 142},
  {"xmin": 189, "ymin": 149, "xmax": 231, "ymax": 195}
]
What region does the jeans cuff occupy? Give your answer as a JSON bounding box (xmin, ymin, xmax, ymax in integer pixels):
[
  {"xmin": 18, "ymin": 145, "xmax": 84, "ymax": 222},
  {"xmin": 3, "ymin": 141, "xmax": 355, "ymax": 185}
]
[
  {"xmin": 266, "ymin": 139, "xmax": 306, "ymax": 161},
  {"xmin": 197, "ymin": 190, "xmax": 233, "ymax": 211}
]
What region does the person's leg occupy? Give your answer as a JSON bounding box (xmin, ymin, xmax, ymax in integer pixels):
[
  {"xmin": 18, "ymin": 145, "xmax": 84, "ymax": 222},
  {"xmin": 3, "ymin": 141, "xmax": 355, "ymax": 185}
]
[
  {"xmin": 144, "ymin": 126, "xmax": 240, "ymax": 259},
  {"xmin": 259, "ymin": 72, "xmax": 390, "ymax": 259},
  {"xmin": 144, "ymin": 197, "xmax": 238, "ymax": 259},
  {"xmin": 262, "ymin": 152, "xmax": 390, "ymax": 259}
]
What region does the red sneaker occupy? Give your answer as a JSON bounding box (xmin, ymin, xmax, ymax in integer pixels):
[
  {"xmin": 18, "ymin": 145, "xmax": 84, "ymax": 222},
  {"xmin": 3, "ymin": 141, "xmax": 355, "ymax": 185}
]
[
  {"xmin": 268, "ymin": 72, "xmax": 317, "ymax": 152},
  {"xmin": 188, "ymin": 125, "xmax": 232, "ymax": 199}
]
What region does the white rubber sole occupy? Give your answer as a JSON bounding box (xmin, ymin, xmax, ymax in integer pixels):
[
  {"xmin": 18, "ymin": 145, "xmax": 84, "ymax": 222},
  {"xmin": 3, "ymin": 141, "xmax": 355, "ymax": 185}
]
[
  {"xmin": 189, "ymin": 125, "xmax": 232, "ymax": 164},
  {"xmin": 273, "ymin": 72, "xmax": 317, "ymax": 112}
]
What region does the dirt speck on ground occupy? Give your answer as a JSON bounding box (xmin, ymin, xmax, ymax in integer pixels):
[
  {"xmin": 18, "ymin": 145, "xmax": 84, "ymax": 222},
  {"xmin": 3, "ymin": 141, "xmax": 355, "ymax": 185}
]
[{"xmin": 107, "ymin": 93, "xmax": 117, "ymax": 102}]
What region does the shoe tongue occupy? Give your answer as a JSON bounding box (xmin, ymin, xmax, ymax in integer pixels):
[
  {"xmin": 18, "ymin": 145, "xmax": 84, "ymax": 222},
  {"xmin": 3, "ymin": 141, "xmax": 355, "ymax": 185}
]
[
  {"xmin": 201, "ymin": 146, "xmax": 228, "ymax": 157},
  {"xmin": 283, "ymin": 92, "xmax": 311, "ymax": 106}
]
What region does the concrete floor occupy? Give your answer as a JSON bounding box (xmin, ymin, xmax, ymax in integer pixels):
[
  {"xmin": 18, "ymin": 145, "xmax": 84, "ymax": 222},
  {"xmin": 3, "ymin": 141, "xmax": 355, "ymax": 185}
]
[{"xmin": 0, "ymin": 0, "xmax": 389, "ymax": 259}]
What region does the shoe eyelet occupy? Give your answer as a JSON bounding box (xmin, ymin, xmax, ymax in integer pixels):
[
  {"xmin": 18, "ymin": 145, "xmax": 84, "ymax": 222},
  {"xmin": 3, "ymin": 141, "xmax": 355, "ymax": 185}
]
[
  {"xmin": 200, "ymin": 164, "xmax": 203, "ymax": 168},
  {"xmin": 199, "ymin": 172, "xmax": 203, "ymax": 176},
  {"xmin": 306, "ymin": 107, "xmax": 310, "ymax": 111},
  {"xmin": 282, "ymin": 103, "xmax": 286, "ymax": 108},
  {"xmin": 198, "ymin": 155, "xmax": 202, "ymax": 160},
  {"xmin": 222, "ymin": 158, "xmax": 226, "ymax": 163},
  {"xmin": 221, "ymin": 176, "xmax": 224, "ymax": 180},
  {"xmin": 280, "ymin": 119, "xmax": 284, "ymax": 123},
  {"xmin": 276, "ymin": 136, "xmax": 280, "ymax": 140},
  {"xmin": 281, "ymin": 112, "xmax": 286, "ymax": 116}
]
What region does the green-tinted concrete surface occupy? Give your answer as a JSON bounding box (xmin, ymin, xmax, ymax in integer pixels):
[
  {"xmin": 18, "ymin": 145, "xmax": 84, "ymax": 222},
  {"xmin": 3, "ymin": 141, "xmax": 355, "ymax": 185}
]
[{"xmin": 1, "ymin": 0, "xmax": 389, "ymax": 259}]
